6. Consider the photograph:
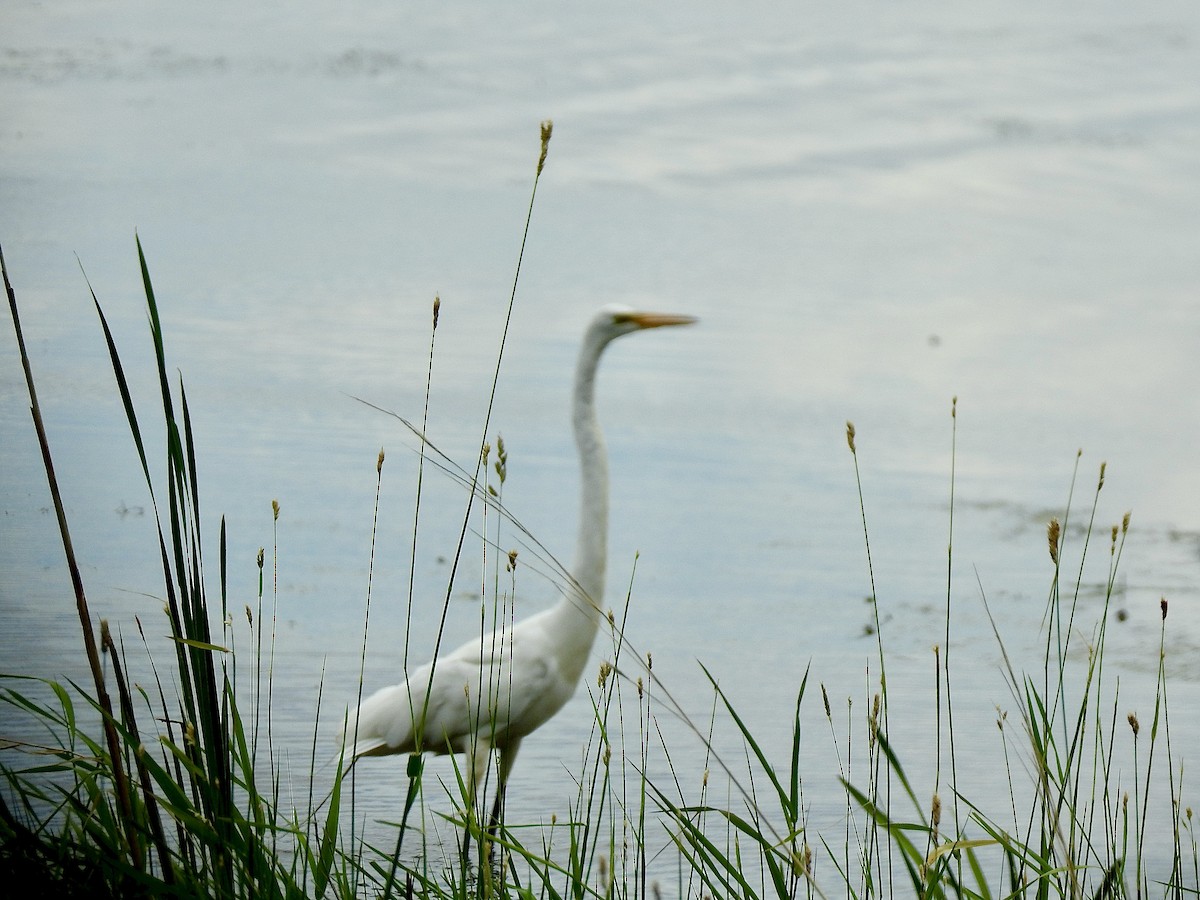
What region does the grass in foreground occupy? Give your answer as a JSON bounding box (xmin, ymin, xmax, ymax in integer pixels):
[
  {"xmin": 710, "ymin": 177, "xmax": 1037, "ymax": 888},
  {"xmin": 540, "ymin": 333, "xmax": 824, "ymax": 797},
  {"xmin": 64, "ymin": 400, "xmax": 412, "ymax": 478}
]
[{"xmin": 1, "ymin": 130, "xmax": 1195, "ymax": 898}]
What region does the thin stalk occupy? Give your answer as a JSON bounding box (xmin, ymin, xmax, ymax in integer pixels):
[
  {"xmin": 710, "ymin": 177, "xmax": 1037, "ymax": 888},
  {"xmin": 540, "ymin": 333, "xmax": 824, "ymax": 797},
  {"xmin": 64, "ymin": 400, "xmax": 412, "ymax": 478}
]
[
  {"xmin": 349, "ymin": 447, "xmax": 387, "ymax": 890},
  {"xmin": 845, "ymin": 420, "xmax": 891, "ymax": 897},
  {"xmin": 943, "ymin": 397, "xmax": 962, "ymax": 864}
]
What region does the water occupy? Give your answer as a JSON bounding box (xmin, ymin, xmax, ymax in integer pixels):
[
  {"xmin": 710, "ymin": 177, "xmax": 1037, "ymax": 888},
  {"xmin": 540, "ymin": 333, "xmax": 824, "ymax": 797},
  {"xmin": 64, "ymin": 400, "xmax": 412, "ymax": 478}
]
[{"xmin": 3, "ymin": 1, "xmax": 1200, "ymax": 891}]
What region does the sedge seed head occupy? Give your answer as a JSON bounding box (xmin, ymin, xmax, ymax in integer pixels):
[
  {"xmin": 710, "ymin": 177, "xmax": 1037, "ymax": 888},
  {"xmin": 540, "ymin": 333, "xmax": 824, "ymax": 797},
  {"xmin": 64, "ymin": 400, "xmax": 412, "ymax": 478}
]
[
  {"xmin": 272, "ymin": 499, "xmax": 280, "ymax": 521},
  {"xmin": 507, "ymin": 549, "xmax": 518, "ymax": 571},
  {"xmin": 245, "ymin": 604, "xmax": 253, "ymax": 627},
  {"xmin": 1122, "ymin": 511, "xmax": 1131, "ymax": 533},
  {"xmin": 1098, "ymin": 461, "xmax": 1107, "ymax": 490},
  {"xmin": 257, "ymin": 548, "xmax": 264, "ymax": 569},
  {"xmin": 538, "ymin": 119, "xmax": 553, "ymax": 174},
  {"xmin": 377, "ymin": 447, "xmax": 385, "ymax": 473},
  {"xmin": 1127, "ymin": 712, "xmax": 1140, "ymax": 737},
  {"xmin": 1047, "ymin": 518, "xmax": 1061, "ymax": 565},
  {"xmin": 598, "ymin": 660, "xmax": 612, "ymax": 689},
  {"xmin": 846, "ymin": 420, "xmax": 857, "ymax": 453},
  {"xmin": 931, "ymin": 793, "xmax": 942, "ymax": 832},
  {"xmin": 432, "ymin": 294, "xmax": 440, "ymax": 329},
  {"xmin": 1161, "ymin": 597, "xmax": 1168, "ymax": 620},
  {"xmin": 821, "ymin": 683, "xmax": 831, "ymax": 719}
]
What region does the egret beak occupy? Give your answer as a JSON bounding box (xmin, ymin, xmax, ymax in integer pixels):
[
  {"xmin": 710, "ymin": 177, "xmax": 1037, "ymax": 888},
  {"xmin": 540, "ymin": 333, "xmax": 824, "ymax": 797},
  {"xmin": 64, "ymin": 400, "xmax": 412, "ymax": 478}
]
[{"xmin": 622, "ymin": 312, "xmax": 698, "ymax": 330}]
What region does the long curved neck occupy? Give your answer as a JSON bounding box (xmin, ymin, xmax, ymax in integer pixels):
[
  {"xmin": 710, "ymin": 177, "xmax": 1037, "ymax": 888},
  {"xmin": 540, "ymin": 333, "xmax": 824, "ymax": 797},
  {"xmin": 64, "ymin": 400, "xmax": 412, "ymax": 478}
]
[
  {"xmin": 549, "ymin": 329, "xmax": 611, "ymax": 683},
  {"xmin": 570, "ymin": 338, "xmax": 609, "ymax": 614}
]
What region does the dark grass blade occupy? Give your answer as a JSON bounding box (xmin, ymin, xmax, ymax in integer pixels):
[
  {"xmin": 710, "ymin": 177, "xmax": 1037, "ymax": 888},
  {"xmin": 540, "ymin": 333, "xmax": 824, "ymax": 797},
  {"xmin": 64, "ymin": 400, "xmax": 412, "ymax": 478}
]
[{"xmin": 2, "ymin": 243, "xmax": 143, "ymax": 871}]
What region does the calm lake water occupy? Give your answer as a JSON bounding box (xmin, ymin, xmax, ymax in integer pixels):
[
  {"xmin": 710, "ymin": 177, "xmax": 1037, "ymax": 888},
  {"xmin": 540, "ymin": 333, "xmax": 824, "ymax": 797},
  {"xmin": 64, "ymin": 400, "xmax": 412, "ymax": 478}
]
[{"xmin": 3, "ymin": 1, "xmax": 1199, "ymax": 891}]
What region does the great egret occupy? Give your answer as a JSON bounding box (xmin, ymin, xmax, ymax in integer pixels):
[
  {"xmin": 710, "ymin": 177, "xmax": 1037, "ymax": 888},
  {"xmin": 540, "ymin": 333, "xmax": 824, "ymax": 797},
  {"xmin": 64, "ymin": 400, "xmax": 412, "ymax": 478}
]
[{"xmin": 344, "ymin": 306, "xmax": 696, "ymax": 825}]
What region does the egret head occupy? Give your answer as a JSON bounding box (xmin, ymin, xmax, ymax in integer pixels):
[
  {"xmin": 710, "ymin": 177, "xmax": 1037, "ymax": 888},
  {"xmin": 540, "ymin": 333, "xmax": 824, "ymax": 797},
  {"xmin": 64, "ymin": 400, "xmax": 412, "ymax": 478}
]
[{"xmin": 589, "ymin": 304, "xmax": 698, "ymax": 347}]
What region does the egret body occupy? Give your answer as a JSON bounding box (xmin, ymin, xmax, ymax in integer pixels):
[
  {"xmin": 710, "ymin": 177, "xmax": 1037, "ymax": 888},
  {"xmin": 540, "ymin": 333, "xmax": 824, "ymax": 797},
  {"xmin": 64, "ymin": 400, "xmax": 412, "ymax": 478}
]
[{"xmin": 345, "ymin": 306, "xmax": 695, "ymax": 815}]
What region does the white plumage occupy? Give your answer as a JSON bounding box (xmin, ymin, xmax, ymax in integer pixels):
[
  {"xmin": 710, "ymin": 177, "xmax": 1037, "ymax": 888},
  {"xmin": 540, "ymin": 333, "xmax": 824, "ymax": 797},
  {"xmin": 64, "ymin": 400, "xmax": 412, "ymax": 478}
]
[{"xmin": 344, "ymin": 306, "xmax": 696, "ymax": 811}]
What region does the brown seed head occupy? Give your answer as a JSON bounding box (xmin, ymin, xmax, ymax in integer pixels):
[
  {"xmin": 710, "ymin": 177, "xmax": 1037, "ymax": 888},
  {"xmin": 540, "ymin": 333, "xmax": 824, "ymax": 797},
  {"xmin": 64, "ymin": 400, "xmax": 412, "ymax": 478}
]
[
  {"xmin": 931, "ymin": 793, "xmax": 942, "ymax": 834},
  {"xmin": 538, "ymin": 119, "xmax": 553, "ymax": 174},
  {"xmin": 272, "ymin": 499, "xmax": 280, "ymax": 521},
  {"xmin": 257, "ymin": 548, "xmax": 264, "ymax": 569},
  {"xmin": 507, "ymin": 548, "xmax": 518, "ymax": 571},
  {"xmin": 377, "ymin": 447, "xmax": 385, "ymax": 473},
  {"xmin": 821, "ymin": 683, "xmax": 831, "ymax": 719},
  {"xmin": 1127, "ymin": 712, "xmax": 1140, "ymax": 737},
  {"xmin": 432, "ymin": 294, "xmax": 440, "ymax": 329},
  {"xmin": 1098, "ymin": 461, "xmax": 1107, "ymax": 490},
  {"xmin": 1047, "ymin": 518, "xmax": 1061, "ymax": 565},
  {"xmin": 951, "ymin": 396, "xmax": 957, "ymax": 419},
  {"xmin": 1161, "ymin": 597, "xmax": 1168, "ymax": 620},
  {"xmin": 598, "ymin": 660, "xmax": 612, "ymax": 689},
  {"xmin": 1122, "ymin": 511, "xmax": 1131, "ymax": 533}
]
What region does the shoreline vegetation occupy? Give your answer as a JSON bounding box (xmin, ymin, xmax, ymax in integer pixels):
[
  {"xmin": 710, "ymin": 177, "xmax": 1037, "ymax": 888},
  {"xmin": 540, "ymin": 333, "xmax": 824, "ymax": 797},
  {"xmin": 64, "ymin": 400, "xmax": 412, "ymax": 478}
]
[{"xmin": 2, "ymin": 129, "xmax": 1195, "ymax": 898}]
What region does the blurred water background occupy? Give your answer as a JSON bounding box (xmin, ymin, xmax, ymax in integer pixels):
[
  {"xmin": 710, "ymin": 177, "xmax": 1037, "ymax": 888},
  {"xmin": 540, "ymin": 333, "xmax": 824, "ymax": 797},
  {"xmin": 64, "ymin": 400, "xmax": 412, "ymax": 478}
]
[{"xmin": 3, "ymin": 1, "xmax": 1199, "ymax": 889}]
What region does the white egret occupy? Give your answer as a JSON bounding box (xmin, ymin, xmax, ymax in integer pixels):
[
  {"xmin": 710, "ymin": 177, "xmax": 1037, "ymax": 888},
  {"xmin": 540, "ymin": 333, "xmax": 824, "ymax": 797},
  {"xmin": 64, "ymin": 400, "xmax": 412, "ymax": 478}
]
[{"xmin": 344, "ymin": 306, "xmax": 696, "ymax": 825}]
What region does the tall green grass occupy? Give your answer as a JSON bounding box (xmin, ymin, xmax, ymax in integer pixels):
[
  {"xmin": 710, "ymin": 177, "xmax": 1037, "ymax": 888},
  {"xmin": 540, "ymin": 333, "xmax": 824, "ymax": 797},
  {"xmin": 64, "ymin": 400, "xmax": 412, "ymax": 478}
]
[{"xmin": 2, "ymin": 123, "xmax": 1195, "ymax": 898}]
